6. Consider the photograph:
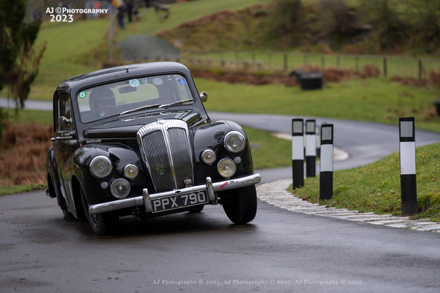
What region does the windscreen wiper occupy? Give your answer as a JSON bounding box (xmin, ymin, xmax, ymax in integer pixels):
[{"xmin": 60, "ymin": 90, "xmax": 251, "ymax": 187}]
[
  {"xmin": 119, "ymin": 103, "xmax": 161, "ymax": 116},
  {"xmin": 159, "ymin": 99, "xmax": 193, "ymax": 108}
]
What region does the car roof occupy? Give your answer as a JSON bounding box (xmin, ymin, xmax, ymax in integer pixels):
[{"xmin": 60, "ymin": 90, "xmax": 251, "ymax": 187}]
[{"xmin": 56, "ymin": 62, "xmax": 193, "ymax": 94}]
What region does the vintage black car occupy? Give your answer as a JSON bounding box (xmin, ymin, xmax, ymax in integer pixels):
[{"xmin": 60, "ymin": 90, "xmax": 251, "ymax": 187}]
[{"xmin": 46, "ymin": 62, "xmax": 261, "ymax": 235}]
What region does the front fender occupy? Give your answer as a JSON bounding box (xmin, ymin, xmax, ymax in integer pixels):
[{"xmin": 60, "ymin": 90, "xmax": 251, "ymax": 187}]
[
  {"xmin": 71, "ymin": 143, "xmax": 149, "ymax": 206},
  {"xmin": 192, "ymin": 120, "xmax": 254, "ymax": 186}
]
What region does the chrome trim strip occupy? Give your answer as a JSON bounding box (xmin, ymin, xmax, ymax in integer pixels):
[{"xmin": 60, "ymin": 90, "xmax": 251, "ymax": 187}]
[
  {"xmin": 88, "ymin": 196, "xmax": 143, "ymax": 215},
  {"xmin": 212, "ymin": 173, "xmax": 261, "ymax": 192},
  {"xmin": 149, "ymin": 184, "xmax": 207, "ymax": 199},
  {"xmin": 88, "ymin": 174, "xmax": 261, "ymax": 215}
]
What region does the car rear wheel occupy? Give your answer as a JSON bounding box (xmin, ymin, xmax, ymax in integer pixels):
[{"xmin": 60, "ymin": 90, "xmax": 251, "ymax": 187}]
[
  {"xmin": 80, "ymin": 187, "xmax": 119, "ymax": 235},
  {"xmin": 219, "ymin": 185, "xmax": 257, "ymax": 224}
]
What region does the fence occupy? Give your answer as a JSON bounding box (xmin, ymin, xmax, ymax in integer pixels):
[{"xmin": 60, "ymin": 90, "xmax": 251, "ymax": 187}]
[{"xmin": 175, "ymin": 51, "xmax": 440, "ymax": 80}]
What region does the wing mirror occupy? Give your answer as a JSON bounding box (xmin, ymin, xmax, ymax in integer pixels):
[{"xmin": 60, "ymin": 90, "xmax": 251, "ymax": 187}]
[{"xmin": 199, "ymin": 91, "xmax": 208, "ymax": 103}]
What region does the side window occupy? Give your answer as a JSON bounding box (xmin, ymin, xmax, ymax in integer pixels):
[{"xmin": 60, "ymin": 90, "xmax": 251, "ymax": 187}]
[{"xmin": 57, "ymin": 92, "xmax": 74, "ymax": 130}]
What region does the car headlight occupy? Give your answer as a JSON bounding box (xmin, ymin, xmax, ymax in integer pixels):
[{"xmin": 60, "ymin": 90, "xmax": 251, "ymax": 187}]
[
  {"xmin": 201, "ymin": 149, "xmax": 216, "ymax": 165},
  {"xmin": 224, "ymin": 131, "xmax": 246, "ymax": 153},
  {"xmin": 90, "ymin": 156, "xmax": 112, "ymax": 178},
  {"xmin": 217, "ymin": 158, "xmax": 237, "ymax": 178},
  {"xmin": 110, "ymin": 178, "xmax": 131, "ymax": 199},
  {"xmin": 124, "ymin": 164, "xmax": 139, "ymax": 180}
]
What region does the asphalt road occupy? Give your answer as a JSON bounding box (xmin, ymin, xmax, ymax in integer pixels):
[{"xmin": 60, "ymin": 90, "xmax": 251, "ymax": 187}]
[
  {"xmin": 2, "ymin": 190, "xmax": 440, "ymax": 293},
  {"xmin": 1, "ymin": 99, "xmax": 440, "ymax": 292}
]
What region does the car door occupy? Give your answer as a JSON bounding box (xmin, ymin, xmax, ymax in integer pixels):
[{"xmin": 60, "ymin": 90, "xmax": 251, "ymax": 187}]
[{"xmin": 53, "ymin": 90, "xmax": 78, "ymax": 213}]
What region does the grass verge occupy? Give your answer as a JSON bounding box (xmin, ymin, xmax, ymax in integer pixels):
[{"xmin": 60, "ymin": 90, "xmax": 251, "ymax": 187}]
[
  {"xmin": 0, "ymin": 184, "xmax": 47, "ymax": 196},
  {"xmin": 288, "ymin": 143, "xmax": 440, "ymax": 222},
  {"xmin": 243, "ymin": 127, "xmax": 291, "ymax": 169},
  {"xmin": 199, "ymin": 77, "xmax": 440, "ymax": 133}
]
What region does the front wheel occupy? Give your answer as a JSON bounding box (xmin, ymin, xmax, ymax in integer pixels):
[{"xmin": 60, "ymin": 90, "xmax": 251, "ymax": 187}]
[
  {"xmin": 62, "ymin": 209, "xmax": 76, "ymax": 222},
  {"xmin": 80, "ymin": 187, "xmax": 119, "ymax": 235},
  {"xmin": 219, "ymin": 185, "xmax": 257, "ymax": 224}
]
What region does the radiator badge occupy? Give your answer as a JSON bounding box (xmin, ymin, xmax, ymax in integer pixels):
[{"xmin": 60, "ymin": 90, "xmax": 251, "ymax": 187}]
[{"xmin": 156, "ymin": 164, "xmax": 165, "ymax": 175}]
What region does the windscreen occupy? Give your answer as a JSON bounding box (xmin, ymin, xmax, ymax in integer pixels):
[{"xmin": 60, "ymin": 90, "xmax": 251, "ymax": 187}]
[{"xmin": 76, "ymin": 74, "xmax": 193, "ymax": 123}]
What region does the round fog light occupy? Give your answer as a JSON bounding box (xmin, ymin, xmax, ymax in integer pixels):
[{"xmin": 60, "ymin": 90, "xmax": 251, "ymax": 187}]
[
  {"xmin": 124, "ymin": 164, "xmax": 138, "ymax": 179},
  {"xmin": 110, "ymin": 178, "xmax": 131, "ymax": 199},
  {"xmin": 201, "ymin": 149, "xmax": 216, "ymax": 165},
  {"xmin": 217, "ymin": 158, "xmax": 237, "ymax": 178}
]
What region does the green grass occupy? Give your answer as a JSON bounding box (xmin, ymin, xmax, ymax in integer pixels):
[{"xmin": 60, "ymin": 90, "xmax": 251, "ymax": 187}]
[
  {"xmin": 0, "ymin": 184, "xmax": 47, "ymax": 196},
  {"xmin": 243, "ymin": 127, "xmax": 291, "ymax": 169},
  {"xmin": 198, "ymin": 77, "xmax": 440, "ymax": 133},
  {"xmin": 183, "ymin": 51, "xmax": 440, "ymax": 79},
  {"xmin": 1, "ymin": 0, "xmax": 271, "ymax": 101},
  {"xmin": 3, "ymin": 109, "xmax": 53, "ymax": 125},
  {"xmin": 288, "ymin": 143, "xmax": 440, "ymax": 222}
]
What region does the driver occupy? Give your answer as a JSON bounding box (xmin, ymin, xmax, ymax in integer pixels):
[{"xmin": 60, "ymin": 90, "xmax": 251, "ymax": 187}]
[{"xmin": 89, "ymin": 87, "xmax": 116, "ymax": 118}]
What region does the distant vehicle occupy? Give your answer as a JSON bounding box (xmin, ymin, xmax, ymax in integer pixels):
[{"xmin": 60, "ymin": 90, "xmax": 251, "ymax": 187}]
[{"xmin": 46, "ymin": 62, "xmax": 261, "ymax": 235}]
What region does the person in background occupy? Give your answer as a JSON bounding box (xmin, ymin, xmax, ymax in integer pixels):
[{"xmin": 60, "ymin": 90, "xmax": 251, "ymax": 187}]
[
  {"xmin": 133, "ymin": 8, "xmax": 141, "ymax": 21},
  {"xmin": 145, "ymin": 0, "xmax": 151, "ymax": 11},
  {"xmin": 125, "ymin": 0, "xmax": 133, "ymax": 23},
  {"xmin": 117, "ymin": 2, "xmax": 125, "ymax": 29}
]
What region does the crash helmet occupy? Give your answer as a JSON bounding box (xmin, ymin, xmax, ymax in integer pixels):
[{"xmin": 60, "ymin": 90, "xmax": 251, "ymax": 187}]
[{"xmin": 89, "ymin": 87, "xmax": 116, "ymax": 113}]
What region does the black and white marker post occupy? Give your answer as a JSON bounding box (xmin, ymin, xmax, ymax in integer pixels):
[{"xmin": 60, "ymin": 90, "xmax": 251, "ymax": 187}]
[
  {"xmin": 399, "ymin": 117, "xmax": 417, "ymax": 216},
  {"xmin": 291, "ymin": 119, "xmax": 304, "ymax": 189},
  {"xmin": 319, "ymin": 124, "xmax": 333, "ymax": 200},
  {"xmin": 305, "ymin": 119, "xmax": 316, "ymax": 177}
]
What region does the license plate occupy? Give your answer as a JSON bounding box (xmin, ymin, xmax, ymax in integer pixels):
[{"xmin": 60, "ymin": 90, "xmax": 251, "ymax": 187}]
[{"xmin": 151, "ymin": 191, "xmax": 208, "ymax": 213}]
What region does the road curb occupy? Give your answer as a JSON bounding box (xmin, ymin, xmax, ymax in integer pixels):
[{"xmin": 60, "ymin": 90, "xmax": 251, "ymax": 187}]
[{"xmin": 257, "ymin": 179, "xmax": 440, "ymax": 233}]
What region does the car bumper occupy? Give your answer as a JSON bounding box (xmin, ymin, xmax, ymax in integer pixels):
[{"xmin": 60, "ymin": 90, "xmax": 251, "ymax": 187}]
[{"xmin": 88, "ymin": 173, "xmax": 261, "ymax": 215}]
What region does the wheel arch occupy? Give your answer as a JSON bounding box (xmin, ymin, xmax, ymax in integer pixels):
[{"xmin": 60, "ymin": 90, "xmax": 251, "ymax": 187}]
[{"xmin": 71, "ymin": 175, "xmax": 87, "ymax": 222}]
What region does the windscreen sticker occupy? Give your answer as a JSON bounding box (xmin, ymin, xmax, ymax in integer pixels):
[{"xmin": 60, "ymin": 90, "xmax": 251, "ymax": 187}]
[
  {"xmin": 177, "ymin": 78, "xmax": 187, "ymax": 85},
  {"xmin": 129, "ymin": 79, "xmax": 140, "ymax": 87},
  {"xmin": 139, "ymin": 77, "xmax": 147, "ymax": 84},
  {"xmin": 153, "ymin": 78, "xmax": 163, "ymax": 85},
  {"xmin": 78, "ymin": 91, "xmax": 87, "ymax": 99}
]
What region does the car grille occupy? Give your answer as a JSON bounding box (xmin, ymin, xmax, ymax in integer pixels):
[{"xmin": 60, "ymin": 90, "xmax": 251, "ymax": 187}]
[{"xmin": 137, "ymin": 120, "xmax": 194, "ymax": 193}]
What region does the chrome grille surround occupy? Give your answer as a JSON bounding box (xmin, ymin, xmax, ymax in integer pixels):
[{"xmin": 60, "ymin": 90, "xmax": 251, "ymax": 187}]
[{"xmin": 137, "ymin": 119, "xmax": 194, "ymax": 192}]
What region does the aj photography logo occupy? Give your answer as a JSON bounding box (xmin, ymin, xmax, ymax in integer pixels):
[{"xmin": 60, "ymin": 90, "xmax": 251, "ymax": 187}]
[{"xmin": 45, "ymin": 6, "xmax": 109, "ymax": 23}]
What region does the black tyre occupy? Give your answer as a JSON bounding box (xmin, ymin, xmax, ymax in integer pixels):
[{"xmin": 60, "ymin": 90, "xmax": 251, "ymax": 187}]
[
  {"xmin": 80, "ymin": 187, "xmax": 119, "ymax": 235},
  {"xmin": 62, "ymin": 209, "xmax": 76, "ymax": 222},
  {"xmin": 220, "ymin": 185, "xmax": 257, "ymax": 224}
]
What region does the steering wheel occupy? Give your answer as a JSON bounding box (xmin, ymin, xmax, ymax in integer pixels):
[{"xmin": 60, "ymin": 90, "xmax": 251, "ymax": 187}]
[{"xmin": 91, "ymin": 106, "xmax": 124, "ymax": 120}]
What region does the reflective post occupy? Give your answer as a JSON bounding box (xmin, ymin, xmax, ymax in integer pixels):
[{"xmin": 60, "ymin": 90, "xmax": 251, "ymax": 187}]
[
  {"xmin": 320, "ymin": 124, "xmax": 333, "ymax": 200},
  {"xmin": 399, "ymin": 117, "xmax": 417, "ymax": 216},
  {"xmin": 292, "ymin": 119, "xmax": 304, "ymax": 189},
  {"xmin": 316, "ymin": 124, "xmax": 321, "ymax": 158},
  {"xmin": 305, "ymin": 119, "xmax": 316, "ymax": 177}
]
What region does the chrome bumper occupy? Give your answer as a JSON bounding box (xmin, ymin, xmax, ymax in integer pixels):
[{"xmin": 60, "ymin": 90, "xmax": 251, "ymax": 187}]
[{"xmin": 88, "ymin": 173, "xmax": 261, "ymax": 215}]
